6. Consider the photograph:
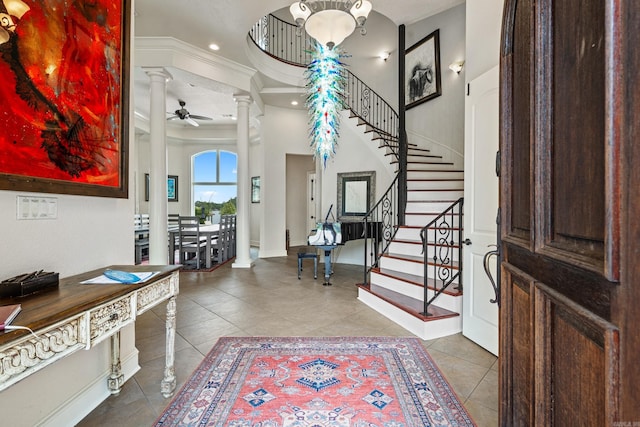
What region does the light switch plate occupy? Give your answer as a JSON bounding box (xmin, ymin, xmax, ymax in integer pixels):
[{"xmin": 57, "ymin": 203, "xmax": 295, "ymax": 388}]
[{"xmin": 17, "ymin": 196, "xmax": 58, "ymax": 220}]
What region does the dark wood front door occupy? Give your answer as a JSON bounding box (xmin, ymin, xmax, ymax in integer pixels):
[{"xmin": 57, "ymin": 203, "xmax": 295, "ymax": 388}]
[{"xmin": 499, "ymin": 0, "xmax": 640, "ymax": 425}]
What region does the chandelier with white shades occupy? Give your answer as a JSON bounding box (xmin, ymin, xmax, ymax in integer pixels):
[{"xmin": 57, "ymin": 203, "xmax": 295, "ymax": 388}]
[{"xmin": 290, "ymin": 0, "xmax": 373, "ymax": 49}]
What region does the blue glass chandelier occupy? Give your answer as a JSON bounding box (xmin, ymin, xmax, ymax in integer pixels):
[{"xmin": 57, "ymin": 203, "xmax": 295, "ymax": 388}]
[{"xmin": 305, "ymin": 40, "xmax": 347, "ymax": 166}]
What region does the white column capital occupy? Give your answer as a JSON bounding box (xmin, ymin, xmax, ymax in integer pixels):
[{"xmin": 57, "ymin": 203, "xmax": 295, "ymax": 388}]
[
  {"xmin": 234, "ymin": 94, "xmax": 252, "ymax": 106},
  {"xmin": 143, "ymin": 67, "xmax": 173, "ymax": 81}
]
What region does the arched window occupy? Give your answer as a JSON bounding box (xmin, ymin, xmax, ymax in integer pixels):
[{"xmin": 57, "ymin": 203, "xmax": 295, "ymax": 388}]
[{"xmin": 192, "ymin": 150, "xmax": 237, "ymax": 223}]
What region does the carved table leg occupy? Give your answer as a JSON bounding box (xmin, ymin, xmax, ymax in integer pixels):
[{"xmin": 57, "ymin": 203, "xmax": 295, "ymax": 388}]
[
  {"xmin": 108, "ymin": 331, "xmax": 124, "ymax": 395},
  {"xmin": 161, "ymin": 296, "xmax": 177, "ymax": 397}
]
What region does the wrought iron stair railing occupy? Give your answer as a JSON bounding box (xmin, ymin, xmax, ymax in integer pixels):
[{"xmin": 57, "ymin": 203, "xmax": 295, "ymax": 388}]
[
  {"xmin": 419, "ymin": 197, "xmax": 464, "ymax": 316},
  {"xmin": 249, "ymin": 13, "xmax": 399, "ymax": 159},
  {"xmin": 362, "ymin": 174, "xmax": 400, "ymax": 285}
]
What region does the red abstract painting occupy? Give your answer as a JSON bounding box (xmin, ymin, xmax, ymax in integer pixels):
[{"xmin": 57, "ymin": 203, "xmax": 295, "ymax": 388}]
[{"xmin": 0, "ymin": 0, "xmax": 128, "ymax": 197}]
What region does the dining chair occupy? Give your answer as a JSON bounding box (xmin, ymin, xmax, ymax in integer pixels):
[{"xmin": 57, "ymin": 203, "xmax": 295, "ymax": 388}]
[{"xmin": 178, "ymin": 216, "xmax": 207, "ymax": 269}]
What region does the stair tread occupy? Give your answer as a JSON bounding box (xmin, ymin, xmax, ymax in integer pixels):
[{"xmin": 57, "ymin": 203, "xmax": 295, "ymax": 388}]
[
  {"xmin": 407, "ymin": 169, "xmax": 464, "ymax": 172},
  {"xmin": 407, "ymin": 179, "xmax": 464, "ymax": 182},
  {"xmin": 358, "ymin": 283, "xmax": 460, "ymax": 321},
  {"xmin": 388, "ymin": 153, "xmax": 442, "ymax": 159},
  {"xmin": 407, "ymin": 199, "xmax": 459, "ymax": 203},
  {"xmin": 408, "ymin": 188, "xmax": 464, "ymax": 192},
  {"xmin": 373, "ymin": 267, "xmax": 463, "ymax": 296}
]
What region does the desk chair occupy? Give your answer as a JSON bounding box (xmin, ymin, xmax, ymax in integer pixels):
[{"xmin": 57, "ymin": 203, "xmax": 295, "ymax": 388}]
[{"xmin": 297, "ymin": 247, "xmax": 318, "ymax": 279}]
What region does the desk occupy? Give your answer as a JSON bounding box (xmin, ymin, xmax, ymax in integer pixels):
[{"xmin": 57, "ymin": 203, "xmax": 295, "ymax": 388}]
[
  {"xmin": 169, "ymin": 224, "xmax": 219, "ymax": 268},
  {"xmin": 0, "ymin": 265, "xmax": 180, "ymax": 397}
]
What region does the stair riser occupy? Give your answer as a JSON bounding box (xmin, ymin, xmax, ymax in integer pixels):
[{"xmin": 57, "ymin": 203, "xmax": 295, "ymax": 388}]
[
  {"xmin": 370, "ymin": 273, "xmax": 462, "ymax": 313},
  {"xmin": 395, "ymin": 227, "xmax": 424, "ymax": 241},
  {"xmin": 357, "ymin": 290, "xmax": 462, "ymax": 340},
  {"xmin": 406, "ymin": 201, "xmax": 458, "ymax": 212},
  {"xmin": 405, "ymin": 214, "xmax": 455, "ymax": 226},
  {"xmin": 407, "ymin": 190, "xmax": 464, "ymax": 201},
  {"xmin": 407, "ymin": 155, "xmax": 443, "ymax": 162},
  {"xmin": 407, "ymin": 180, "xmax": 464, "ymax": 190},
  {"xmin": 407, "ymin": 171, "xmax": 464, "ymax": 180},
  {"xmin": 379, "ymin": 257, "xmax": 460, "ymax": 283},
  {"xmin": 388, "ymin": 241, "xmax": 460, "ymax": 261}
]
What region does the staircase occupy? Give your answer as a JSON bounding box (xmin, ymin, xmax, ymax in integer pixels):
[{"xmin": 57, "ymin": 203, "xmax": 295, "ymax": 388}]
[
  {"xmin": 249, "ymin": 14, "xmax": 465, "ymax": 340},
  {"xmin": 358, "ymin": 149, "xmax": 465, "ymax": 340}
]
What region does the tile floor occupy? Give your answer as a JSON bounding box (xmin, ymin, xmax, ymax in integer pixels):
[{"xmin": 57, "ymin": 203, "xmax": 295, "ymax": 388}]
[{"xmin": 78, "ymin": 250, "xmax": 498, "ymax": 426}]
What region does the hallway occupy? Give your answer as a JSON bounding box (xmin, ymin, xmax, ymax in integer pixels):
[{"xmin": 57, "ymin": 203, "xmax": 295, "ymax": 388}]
[{"xmin": 78, "ymin": 250, "xmax": 498, "ymax": 426}]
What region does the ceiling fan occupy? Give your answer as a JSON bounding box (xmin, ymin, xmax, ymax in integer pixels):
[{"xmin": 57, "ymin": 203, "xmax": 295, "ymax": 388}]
[{"xmin": 166, "ymin": 99, "xmax": 212, "ymax": 127}]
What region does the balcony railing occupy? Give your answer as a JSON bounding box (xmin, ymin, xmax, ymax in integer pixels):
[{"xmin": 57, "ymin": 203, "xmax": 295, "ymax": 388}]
[{"xmin": 249, "ymin": 13, "xmax": 399, "ymax": 159}]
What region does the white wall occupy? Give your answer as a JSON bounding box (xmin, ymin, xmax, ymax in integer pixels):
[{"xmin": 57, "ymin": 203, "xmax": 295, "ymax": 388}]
[
  {"xmin": 465, "ymin": 0, "xmax": 504, "ymax": 82},
  {"xmin": 286, "ymin": 154, "xmax": 315, "ymax": 247},
  {"xmin": 259, "ymin": 104, "xmax": 394, "ymax": 261},
  {"xmin": 405, "ymin": 4, "xmax": 467, "ymax": 158},
  {"xmin": 0, "ymin": 12, "xmax": 140, "ymax": 423},
  {"xmin": 250, "ymin": 138, "xmax": 263, "ymax": 247},
  {"xmin": 259, "ymin": 106, "xmax": 309, "ymax": 258}
]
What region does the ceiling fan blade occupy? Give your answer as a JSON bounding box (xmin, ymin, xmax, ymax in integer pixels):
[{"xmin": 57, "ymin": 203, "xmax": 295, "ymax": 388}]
[
  {"xmin": 189, "ymin": 115, "xmax": 212, "ymax": 120},
  {"xmin": 166, "ymin": 115, "xmax": 180, "ymax": 121},
  {"xmin": 185, "ymin": 117, "xmax": 200, "ymax": 127}
]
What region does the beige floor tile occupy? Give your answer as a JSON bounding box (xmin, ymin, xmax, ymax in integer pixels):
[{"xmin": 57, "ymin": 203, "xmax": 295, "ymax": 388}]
[
  {"xmin": 426, "ymin": 348, "xmax": 494, "ymax": 399},
  {"xmin": 468, "ymin": 369, "xmax": 499, "ymax": 411},
  {"xmin": 78, "ymin": 254, "xmax": 497, "ymax": 426},
  {"xmin": 430, "ymin": 333, "xmax": 498, "ymax": 368},
  {"xmin": 463, "ymin": 398, "xmax": 499, "ymax": 427}
]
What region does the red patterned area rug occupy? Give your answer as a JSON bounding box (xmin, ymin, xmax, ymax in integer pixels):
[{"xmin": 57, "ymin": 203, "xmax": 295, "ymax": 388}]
[{"xmin": 154, "ymin": 337, "xmax": 476, "ymax": 426}]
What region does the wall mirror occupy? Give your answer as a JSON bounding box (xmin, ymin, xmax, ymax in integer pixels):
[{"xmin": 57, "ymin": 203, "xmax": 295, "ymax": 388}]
[{"xmin": 337, "ymin": 171, "xmax": 376, "ymax": 221}]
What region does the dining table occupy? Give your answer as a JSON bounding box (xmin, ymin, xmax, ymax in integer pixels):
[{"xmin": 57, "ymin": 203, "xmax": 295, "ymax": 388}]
[{"xmin": 169, "ymin": 223, "xmax": 220, "ymax": 268}]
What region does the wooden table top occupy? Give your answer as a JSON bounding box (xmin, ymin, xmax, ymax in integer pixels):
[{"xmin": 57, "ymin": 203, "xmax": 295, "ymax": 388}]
[{"xmin": 0, "ymin": 265, "xmax": 180, "ymax": 347}]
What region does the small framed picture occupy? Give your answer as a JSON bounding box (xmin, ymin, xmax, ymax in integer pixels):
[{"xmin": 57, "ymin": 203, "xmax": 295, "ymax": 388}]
[
  {"xmin": 167, "ymin": 175, "xmax": 179, "ymax": 202},
  {"xmin": 251, "ymin": 176, "xmax": 260, "ymax": 203},
  {"xmin": 145, "ymin": 174, "xmax": 179, "ymax": 202}
]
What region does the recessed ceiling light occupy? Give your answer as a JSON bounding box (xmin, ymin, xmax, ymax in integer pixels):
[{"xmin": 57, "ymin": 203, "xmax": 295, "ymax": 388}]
[
  {"xmin": 209, "ymin": 43, "xmax": 220, "ymax": 51},
  {"xmin": 291, "ymin": 100, "xmax": 299, "ymax": 106}
]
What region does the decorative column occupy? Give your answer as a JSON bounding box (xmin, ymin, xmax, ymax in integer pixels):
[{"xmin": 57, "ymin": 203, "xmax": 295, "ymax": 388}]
[
  {"xmin": 233, "ymin": 94, "xmax": 253, "ymax": 268},
  {"xmin": 144, "ymin": 68, "xmax": 172, "ymax": 265}
]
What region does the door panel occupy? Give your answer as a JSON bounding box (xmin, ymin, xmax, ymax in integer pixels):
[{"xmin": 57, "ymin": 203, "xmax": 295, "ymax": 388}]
[
  {"xmin": 462, "ymin": 66, "xmax": 499, "ymax": 355},
  {"xmin": 534, "ymin": 283, "xmax": 619, "ymax": 426},
  {"xmin": 500, "ymin": 0, "xmax": 621, "ymax": 424},
  {"xmin": 501, "ymin": 263, "xmax": 534, "ymax": 426}
]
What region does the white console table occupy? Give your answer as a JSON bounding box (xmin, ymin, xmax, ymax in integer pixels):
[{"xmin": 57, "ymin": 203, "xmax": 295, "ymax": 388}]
[{"xmin": 0, "ymin": 265, "xmax": 180, "ymax": 397}]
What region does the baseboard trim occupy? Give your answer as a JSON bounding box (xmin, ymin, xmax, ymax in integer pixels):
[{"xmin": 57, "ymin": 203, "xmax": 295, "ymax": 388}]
[{"xmin": 38, "ymin": 350, "xmax": 140, "ymax": 427}]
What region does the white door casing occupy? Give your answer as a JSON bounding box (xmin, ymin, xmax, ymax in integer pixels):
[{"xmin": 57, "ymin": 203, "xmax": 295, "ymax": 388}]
[
  {"xmin": 307, "ymin": 172, "xmax": 317, "ymax": 236},
  {"xmin": 462, "ymin": 65, "xmax": 500, "ymax": 355}
]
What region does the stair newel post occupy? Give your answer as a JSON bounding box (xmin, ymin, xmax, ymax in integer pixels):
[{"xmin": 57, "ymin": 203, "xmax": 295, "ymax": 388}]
[
  {"xmin": 457, "ymin": 198, "xmax": 464, "ymax": 292},
  {"xmin": 420, "ymin": 225, "xmax": 431, "ymax": 316},
  {"xmin": 398, "ymin": 24, "xmax": 407, "ymax": 226},
  {"xmin": 363, "ymin": 215, "xmax": 369, "ymax": 285}
]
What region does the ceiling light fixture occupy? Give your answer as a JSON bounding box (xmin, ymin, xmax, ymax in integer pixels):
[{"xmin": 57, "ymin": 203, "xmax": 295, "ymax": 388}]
[
  {"xmin": 378, "ymin": 51, "xmax": 390, "ymax": 61},
  {"xmin": 208, "ymin": 43, "xmax": 220, "ymax": 51},
  {"xmin": 290, "ymin": 0, "xmax": 372, "ymax": 49}
]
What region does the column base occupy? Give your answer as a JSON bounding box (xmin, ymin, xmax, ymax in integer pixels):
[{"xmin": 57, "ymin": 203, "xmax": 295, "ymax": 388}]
[{"xmin": 232, "ymin": 259, "xmax": 255, "ymax": 269}]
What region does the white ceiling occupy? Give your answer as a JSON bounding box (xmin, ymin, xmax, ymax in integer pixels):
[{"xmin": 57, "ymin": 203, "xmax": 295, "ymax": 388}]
[{"xmin": 132, "ymin": 0, "xmax": 463, "ymax": 130}]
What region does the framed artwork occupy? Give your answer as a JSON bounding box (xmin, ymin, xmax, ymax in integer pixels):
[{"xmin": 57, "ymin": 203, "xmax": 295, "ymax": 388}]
[
  {"xmin": 405, "ymin": 29, "xmax": 442, "ymax": 110},
  {"xmin": 251, "ymin": 176, "xmax": 260, "ymax": 203},
  {"xmin": 0, "ymin": 1, "xmax": 130, "ymax": 198},
  {"xmin": 145, "ymin": 174, "xmax": 179, "ymax": 202}
]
